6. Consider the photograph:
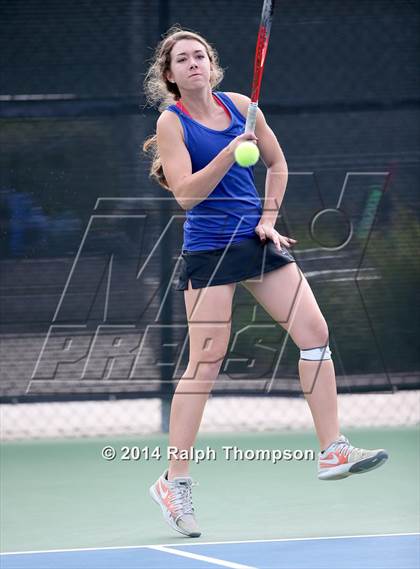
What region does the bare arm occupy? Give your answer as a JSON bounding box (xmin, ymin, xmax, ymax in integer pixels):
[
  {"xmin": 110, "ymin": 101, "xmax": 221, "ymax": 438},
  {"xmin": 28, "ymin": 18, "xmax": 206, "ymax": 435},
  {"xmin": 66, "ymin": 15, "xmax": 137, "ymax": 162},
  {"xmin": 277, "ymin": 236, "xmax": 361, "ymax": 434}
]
[
  {"xmin": 225, "ymin": 92, "xmax": 288, "ymax": 226},
  {"xmin": 225, "ymin": 92, "xmax": 296, "ymax": 249},
  {"xmin": 157, "ymin": 110, "xmax": 257, "ymax": 210},
  {"xmin": 257, "ymin": 111, "xmax": 288, "ymax": 226}
]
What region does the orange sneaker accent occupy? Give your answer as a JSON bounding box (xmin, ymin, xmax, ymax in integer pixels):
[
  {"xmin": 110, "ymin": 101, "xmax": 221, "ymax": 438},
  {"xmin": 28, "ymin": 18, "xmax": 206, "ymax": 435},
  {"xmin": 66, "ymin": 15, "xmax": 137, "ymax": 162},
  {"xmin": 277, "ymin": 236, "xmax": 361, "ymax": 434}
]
[
  {"xmin": 156, "ymin": 479, "xmax": 177, "ymax": 518},
  {"xmin": 319, "ymin": 451, "xmax": 349, "ymax": 469}
]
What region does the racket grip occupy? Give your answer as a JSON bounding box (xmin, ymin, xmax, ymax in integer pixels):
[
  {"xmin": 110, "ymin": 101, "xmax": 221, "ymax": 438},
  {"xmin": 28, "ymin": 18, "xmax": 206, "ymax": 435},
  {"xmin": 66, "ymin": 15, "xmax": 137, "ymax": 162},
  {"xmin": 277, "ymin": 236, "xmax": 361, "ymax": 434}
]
[{"xmin": 245, "ymin": 102, "xmax": 258, "ymax": 133}]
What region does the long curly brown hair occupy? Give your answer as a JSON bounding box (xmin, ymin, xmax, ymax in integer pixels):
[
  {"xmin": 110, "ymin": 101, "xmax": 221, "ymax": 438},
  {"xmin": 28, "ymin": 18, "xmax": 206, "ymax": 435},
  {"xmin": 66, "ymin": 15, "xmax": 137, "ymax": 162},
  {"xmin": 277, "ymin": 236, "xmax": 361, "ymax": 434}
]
[{"xmin": 142, "ymin": 26, "xmax": 224, "ymax": 190}]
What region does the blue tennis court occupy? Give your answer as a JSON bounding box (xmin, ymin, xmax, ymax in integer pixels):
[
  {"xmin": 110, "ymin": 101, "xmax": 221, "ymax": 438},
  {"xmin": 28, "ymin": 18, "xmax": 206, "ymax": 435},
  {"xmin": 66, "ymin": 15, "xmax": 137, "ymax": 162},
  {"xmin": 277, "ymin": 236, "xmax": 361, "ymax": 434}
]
[{"xmin": 2, "ymin": 534, "xmax": 419, "ymax": 569}]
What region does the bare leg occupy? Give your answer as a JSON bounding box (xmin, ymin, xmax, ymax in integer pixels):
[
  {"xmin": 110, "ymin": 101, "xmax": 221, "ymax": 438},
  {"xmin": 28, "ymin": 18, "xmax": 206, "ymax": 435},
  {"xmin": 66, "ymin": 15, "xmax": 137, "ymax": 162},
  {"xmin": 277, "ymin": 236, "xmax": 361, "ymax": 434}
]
[
  {"xmin": 168, "ymin": 280, "xmax": 236, "ymax": 480},
  {"xmin": 241, "ymin": 263, "xmax": 340, "ymax": 450},
  {"xmin": 298, "ymin": 359, "xmax": 339, "ymax": 450}
]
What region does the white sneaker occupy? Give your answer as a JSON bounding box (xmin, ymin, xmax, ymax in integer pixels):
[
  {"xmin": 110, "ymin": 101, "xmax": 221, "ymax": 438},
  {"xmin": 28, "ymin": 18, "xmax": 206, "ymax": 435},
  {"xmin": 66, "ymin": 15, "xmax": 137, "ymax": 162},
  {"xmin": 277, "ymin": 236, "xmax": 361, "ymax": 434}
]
[
  {"xmin": 150, "ymin": 470, "xmax": 201, "ymax": 537},
  {"xmin": 318, "ymin": 435, "xmax": 388, "ymax": 481}
]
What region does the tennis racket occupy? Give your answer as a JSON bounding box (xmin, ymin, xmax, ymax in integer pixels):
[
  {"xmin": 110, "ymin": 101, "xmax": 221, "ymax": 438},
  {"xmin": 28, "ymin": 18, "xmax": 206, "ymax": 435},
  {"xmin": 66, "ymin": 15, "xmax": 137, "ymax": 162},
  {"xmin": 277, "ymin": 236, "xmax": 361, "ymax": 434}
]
[{"xmin": 245, "ymin": 0, "xmax": 276, "ymax": 134}]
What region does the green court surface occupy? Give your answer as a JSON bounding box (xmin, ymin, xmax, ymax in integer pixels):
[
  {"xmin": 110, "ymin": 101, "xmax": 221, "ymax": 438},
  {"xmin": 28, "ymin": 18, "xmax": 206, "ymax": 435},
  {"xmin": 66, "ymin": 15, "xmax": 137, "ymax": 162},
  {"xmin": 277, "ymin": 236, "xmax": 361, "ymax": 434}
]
[{"xmin": 1, "ymin": 428, "xmax": 419, "ymax": 553}]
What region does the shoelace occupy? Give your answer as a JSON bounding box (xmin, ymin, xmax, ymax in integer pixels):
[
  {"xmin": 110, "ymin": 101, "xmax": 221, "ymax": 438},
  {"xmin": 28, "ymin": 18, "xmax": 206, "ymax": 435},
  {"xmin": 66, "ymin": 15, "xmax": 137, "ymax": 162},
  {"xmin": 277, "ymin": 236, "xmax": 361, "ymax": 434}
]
[
  {"xmin": 170, "ymin": 480, "xmax": 198, "ymax": 516},
  {"xmin": 329, "ymin": 438, "xmax": 369, "ymax": 461},
  {"xmin": 328, "ymin": 437, "xmax": 353, "ymax": 457}
]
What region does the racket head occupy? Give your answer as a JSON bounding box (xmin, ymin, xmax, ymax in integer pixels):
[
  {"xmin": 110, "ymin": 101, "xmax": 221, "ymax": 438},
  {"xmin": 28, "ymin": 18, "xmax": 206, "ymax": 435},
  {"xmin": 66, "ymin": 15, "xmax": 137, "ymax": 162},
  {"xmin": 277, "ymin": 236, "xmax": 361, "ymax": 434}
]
[{"xmin": 251, "ymin": 0, "xmax": 275, "ymax": 103}]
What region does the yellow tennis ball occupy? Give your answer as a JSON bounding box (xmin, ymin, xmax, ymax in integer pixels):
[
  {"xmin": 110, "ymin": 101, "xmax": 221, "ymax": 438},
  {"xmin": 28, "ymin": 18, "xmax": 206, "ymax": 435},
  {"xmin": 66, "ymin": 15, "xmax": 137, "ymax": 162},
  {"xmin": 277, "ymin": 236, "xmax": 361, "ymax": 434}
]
[{"xmin": 234, "ymin": 141, "xmax": 260, "ymax": 167}]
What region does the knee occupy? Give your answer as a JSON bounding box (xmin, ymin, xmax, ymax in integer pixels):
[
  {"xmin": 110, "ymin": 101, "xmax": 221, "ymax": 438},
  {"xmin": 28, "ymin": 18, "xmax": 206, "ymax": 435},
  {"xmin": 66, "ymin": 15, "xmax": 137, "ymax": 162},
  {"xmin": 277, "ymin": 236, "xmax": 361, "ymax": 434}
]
[
  {"xmin": 298, "ymin": 316, "xmax": 329, "ymax": 349},
  {"xmin": 297, "ymin": 317, "xmax": 332, "ymax": 361},
  {"xmin": 187, "ymin": 349, "xmax": 227, "ymax": 381}
]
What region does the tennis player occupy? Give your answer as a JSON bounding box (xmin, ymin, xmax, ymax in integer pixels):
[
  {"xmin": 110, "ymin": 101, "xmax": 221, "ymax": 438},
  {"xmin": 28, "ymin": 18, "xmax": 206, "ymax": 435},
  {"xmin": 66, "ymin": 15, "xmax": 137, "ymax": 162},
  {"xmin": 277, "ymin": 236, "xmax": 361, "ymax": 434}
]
[{"xmin": 143, "ymin": 26, "xmax": 388, "ymax": 538}]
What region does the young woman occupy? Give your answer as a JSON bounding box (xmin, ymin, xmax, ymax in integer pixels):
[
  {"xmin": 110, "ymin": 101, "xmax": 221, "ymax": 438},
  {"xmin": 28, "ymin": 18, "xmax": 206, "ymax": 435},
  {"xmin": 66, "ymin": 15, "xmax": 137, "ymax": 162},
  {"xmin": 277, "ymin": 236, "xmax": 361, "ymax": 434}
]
[{"xmin": 143, "ymin": 26, "xmax": 388, "ymax": 538}]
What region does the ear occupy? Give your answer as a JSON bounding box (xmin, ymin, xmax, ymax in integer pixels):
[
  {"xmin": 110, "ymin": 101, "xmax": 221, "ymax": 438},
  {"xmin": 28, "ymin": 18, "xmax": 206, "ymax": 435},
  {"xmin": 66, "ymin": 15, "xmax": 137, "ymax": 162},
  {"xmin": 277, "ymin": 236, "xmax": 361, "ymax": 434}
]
[{"xmin": 165, "ymin": 70, "xmax": 175, "ymax": 84}]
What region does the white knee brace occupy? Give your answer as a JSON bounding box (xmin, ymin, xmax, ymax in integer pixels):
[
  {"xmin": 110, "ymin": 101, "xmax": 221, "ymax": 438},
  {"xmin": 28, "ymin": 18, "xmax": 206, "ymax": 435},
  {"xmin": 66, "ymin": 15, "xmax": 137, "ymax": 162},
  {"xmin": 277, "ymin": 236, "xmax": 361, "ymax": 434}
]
[{"xmin": 300, "ymin": 345, "xmax": 332, "ymax": 361}]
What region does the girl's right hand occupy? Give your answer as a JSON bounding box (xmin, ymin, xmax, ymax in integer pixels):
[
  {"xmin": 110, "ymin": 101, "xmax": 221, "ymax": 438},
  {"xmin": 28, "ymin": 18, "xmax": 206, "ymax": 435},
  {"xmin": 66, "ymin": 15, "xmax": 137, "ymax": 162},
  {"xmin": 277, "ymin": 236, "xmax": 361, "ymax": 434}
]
[{"xmin": 227, "ymin": 132, "xmax": 259, "ymax": 156}]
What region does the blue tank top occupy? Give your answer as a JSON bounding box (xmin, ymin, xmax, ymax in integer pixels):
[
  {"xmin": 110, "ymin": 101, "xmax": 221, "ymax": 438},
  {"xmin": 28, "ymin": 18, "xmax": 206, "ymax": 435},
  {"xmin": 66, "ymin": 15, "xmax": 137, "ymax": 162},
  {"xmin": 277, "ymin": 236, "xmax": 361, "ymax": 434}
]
[{"xmin": 167, "ymin": 91, "xmax": 263, "ymax": 252}]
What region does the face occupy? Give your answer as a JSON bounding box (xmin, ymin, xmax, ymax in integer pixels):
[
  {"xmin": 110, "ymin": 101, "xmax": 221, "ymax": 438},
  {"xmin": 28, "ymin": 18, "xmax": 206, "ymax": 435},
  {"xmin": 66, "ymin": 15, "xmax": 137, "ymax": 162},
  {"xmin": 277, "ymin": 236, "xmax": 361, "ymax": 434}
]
[{"xmin": 166, "ymin": 38, "xmax": 212, "ymax": 93}]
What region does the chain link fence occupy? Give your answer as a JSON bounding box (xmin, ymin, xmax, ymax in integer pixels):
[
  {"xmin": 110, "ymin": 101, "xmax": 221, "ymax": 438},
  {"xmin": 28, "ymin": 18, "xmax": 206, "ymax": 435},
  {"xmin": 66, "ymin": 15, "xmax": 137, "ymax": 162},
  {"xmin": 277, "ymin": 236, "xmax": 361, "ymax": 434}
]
[{"xmin": 1, "ymin": 0, "xmax": 419, "ymax": 439}]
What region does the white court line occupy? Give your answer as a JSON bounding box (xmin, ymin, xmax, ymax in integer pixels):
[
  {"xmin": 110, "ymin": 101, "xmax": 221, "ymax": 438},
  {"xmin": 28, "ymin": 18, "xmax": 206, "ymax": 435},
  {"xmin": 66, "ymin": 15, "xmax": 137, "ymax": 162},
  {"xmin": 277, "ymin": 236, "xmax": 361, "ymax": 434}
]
[
  {"xmin": 1, "ymin": 532, "xmax": 418, "ymax": 556},
  {"xmin": 169, "ymin": 531, "xmax": 420, "ymax": 548},
  {"xmin": 149, "ymin": 544, "xmax": 257, "ymax": 569}
]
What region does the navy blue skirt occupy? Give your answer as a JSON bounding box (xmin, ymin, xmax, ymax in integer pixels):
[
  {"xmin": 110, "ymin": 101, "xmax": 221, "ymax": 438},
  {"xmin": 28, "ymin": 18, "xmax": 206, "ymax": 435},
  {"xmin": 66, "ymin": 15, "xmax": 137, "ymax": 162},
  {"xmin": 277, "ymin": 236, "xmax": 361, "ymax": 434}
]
[{"xmin": 175, "ymin": 233, "xmax": 296, "ymax": 291}]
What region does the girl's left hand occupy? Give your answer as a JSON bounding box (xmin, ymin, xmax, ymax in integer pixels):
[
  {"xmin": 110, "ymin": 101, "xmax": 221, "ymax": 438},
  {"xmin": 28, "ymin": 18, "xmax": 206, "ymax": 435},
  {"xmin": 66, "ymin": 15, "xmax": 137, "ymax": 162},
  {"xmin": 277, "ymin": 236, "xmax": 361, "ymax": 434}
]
[{"xmin": 254, "ymin": 220, "xmax": 297, "ymax": 251}]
